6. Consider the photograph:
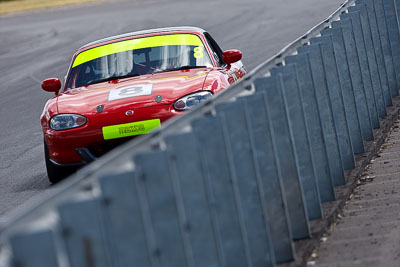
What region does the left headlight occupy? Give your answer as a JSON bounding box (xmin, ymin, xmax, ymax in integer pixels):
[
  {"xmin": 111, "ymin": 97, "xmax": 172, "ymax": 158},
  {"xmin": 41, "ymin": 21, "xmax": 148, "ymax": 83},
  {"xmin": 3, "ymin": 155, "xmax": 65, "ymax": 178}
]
[
  {"xmin": 173, "ymin": 91, "xmax": 213, "ymax": 111},
  {"xmin": 50, "ymin": 114, "xmax": 87, "ymax": 130}
]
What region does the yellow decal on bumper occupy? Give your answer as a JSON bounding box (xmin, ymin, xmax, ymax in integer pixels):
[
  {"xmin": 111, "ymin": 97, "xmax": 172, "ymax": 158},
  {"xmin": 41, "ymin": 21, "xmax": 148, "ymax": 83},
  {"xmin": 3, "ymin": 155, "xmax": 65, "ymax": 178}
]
[{"xmin": 102, "ymin": 119, "xmax": 161, "ymax": 140}]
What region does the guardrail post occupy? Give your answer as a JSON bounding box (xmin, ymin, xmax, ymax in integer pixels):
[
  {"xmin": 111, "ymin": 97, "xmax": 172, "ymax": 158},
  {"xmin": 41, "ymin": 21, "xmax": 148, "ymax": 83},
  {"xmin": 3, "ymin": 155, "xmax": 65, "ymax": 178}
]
[
  {"xmin": 236, "ymin": 93, "xmax": 295, "ymax": 263},
  {"xmin": 382, "ymin": 0, "xmax": 400, "ymax": 92},
  {"xmin": 254, "ymin": 76, "xmax": 311, "ymax": 239},
  {"xmin": 8, "ymin": 230, "xmax": 59, "ymax": 267},
  {"xmin": 383, "ymin": 0, "xmax": 400, "ymax": 90},
  {"xmin": 297, "ymin": 44, "xmax": 346, "ymax": 186},
  {"xmin": 98, "ymin": 172, "xmax": 153, "ymax": 267},
  {"xmin": 395, "ymin": 0, "xmax": 400, "ymax": 30},
  {"xmin": 57, "ymin": 198, "xmax": 111, "ymax": 267},
  {"xmin": 332, "ymin": 19, "xmax": 374, "ymax": 141},
  {"xmin": 191, "ymin": 116, "xmax": 254, "ymax": 267},
  {"xmin": 133, "ymin": 151, "xmax": 192, "ymax": 267},
  {"xmin": 320, "ymin": 27, "xmax": 365, "ymax": 154},
  {"xmin": 339, "ymin": 12, "xmax": 380, "ymax": 129},
  {"xmin": 215, "ymin": 101, "xmax": 277, "ymax": 267},
  {"xmin": 270, "ymin": 65, "xmax": 323, "ymax": 218},
  {"xmin": 164, "ymin": 133, "xmax": 223, "ymax": 267},
  {"xmin": 309, "ymin": 35, "xmax": 355, "ymax": 171},
  {"xmin": 356, "ymin": 0, "xmax": 393, "ymax": 105},
  {"xmin": 285, "ymin": 53, "xmax": 336, "ymax": 202},
  {"xmin": 371, "ymin": 0, "xmax": 399, "ymax": 96},
  {"xmin": 347, "ymin": 5, "xmax": 387, "ymax": 118},
  {"xmin": 395, "ymin": 0, "xmax": 400, "ymax": 57}
]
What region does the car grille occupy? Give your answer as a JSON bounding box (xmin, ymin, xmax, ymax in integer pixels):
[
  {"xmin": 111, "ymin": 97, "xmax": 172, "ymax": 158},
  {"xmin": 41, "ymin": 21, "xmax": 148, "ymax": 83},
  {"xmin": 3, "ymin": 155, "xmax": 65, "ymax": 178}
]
[{"xmin": 88, "ymin": 138, "xmax": 132, "ymax": 158}]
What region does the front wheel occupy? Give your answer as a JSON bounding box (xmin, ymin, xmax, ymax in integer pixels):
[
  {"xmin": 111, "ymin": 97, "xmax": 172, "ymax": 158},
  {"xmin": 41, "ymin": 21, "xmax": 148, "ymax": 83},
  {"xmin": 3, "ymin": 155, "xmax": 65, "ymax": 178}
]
[{"xmin": 44, "ymin": 140, "xmax": 76, "ymax": 184}]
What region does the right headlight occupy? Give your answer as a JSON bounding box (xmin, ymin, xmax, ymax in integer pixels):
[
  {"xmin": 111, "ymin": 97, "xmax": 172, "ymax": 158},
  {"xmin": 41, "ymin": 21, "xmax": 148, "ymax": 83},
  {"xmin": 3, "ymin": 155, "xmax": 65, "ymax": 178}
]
[
  {"xmin": 50, "ymin": 114, "xmax": 87, "ymax": 130},
  {"xmin": 173, "ymin": 91, "xmax": 213, "ymax": 111}
]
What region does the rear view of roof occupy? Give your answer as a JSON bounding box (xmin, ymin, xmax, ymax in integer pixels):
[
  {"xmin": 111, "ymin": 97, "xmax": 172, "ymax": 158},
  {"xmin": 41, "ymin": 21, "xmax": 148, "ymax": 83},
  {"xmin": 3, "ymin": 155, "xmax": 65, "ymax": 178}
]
[{"xmin": 79, "ymin": 26, "xmax": 206, "ymax": 50}]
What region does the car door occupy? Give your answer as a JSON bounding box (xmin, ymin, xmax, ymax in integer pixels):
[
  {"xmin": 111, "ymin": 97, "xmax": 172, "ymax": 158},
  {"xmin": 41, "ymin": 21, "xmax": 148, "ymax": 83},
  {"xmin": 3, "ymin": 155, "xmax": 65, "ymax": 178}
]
[{"xmin": 204, "ymin": 32, "xmax": 247, "ymax": 85}]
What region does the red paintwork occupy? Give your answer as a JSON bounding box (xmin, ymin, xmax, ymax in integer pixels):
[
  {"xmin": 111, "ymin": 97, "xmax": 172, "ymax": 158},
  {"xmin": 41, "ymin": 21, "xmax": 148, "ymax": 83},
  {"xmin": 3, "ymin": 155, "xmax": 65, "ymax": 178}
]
[
  {"xmin": 41, "ymin": 28, "xmax": 247, "ymax": 165},
  {"xmin": 222, "ymin": 50, "xmax": 243, "ymax": 65},
  {"xmin": 57, "ymin": 69, "xmax": 210, "ymax": 114},
  {"xmin": 41, "ymin": 78, "xmax": 61, "ymax": 93}
]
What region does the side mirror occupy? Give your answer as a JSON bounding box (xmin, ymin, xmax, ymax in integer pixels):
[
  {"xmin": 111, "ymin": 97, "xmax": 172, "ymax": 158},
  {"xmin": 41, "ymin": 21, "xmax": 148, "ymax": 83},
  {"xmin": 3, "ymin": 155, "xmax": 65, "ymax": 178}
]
[
  {"xmin": 42, "ymin": 78, "xmax": 61, "ymax": 94},
  {"xmin": 222, "ymin": 49, "xmax": 242, "ymax": 65}
]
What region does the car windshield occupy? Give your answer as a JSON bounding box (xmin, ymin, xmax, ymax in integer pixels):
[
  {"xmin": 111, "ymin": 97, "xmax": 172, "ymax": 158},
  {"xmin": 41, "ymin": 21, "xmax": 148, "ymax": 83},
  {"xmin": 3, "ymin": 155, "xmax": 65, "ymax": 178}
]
[{"xmin": 65, "ymin": 33, "xmax": 213, "ymax": 89}]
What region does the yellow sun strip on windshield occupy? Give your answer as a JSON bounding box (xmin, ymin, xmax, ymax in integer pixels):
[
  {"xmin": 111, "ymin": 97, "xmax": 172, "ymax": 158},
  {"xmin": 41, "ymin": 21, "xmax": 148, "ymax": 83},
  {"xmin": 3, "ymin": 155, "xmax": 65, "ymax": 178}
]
[{"xmin": 73, "ymin": 34, "xmax": 204, "ymax": 68}]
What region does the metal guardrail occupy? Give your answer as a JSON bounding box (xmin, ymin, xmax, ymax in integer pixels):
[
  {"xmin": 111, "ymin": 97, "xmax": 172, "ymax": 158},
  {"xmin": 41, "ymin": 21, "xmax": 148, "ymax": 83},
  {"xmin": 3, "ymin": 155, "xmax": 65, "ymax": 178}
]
[{"xmin": 1, "ymin": 0, "xmax": 400, "ymax": 266}]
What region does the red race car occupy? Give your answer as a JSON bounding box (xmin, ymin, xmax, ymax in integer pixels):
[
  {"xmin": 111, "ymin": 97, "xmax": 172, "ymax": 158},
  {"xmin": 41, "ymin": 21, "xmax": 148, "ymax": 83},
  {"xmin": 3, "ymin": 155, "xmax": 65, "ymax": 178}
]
[{"xmin": 40, "ymin": 26, "xmax": 246, "ymax": 183}]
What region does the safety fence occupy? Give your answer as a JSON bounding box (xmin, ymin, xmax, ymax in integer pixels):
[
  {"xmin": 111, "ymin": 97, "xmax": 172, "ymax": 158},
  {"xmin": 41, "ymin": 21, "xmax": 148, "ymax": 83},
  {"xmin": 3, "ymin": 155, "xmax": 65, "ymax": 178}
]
[{"xmin": 1, "ymin": 0, "xmax": 400, "ymax": 266}]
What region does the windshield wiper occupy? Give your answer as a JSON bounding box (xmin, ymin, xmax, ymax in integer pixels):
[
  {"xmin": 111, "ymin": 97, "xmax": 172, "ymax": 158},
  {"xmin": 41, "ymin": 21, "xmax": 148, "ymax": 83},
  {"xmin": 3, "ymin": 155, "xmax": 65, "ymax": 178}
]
[
  {"xmin": 85, "ymin": 73, "xmax": 139, "ymax": 86},
  {"xmin": 153, "ymin": 65, "xmax": 207, "ymax": 74}
]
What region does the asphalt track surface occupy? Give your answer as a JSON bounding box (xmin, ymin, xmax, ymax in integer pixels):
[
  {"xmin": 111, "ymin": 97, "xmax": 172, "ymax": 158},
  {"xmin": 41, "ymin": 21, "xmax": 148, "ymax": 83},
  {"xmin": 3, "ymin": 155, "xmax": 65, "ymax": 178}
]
[{"xmin": 0, "ymin": 0, "xmax": 344, "ymax": 223}]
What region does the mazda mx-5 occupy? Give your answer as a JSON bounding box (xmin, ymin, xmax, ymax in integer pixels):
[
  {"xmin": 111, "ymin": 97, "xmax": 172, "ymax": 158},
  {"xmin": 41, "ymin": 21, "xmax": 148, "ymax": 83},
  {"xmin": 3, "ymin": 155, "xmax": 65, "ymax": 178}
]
[{"xmin": 41, "ymin": 26, "xmax": 246, "ymax": 183}]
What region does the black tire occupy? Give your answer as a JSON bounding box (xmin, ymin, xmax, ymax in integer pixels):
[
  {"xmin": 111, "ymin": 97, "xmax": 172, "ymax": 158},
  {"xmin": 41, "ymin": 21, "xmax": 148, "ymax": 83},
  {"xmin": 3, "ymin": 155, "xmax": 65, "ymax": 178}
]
[{"xmin": 44, "ymin": 140, "xmax": 76, "ymax": 184}]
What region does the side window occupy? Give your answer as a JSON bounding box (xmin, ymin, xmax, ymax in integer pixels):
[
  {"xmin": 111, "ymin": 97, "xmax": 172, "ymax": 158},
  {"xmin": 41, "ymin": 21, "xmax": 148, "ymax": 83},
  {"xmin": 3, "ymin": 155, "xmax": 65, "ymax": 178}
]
[
  {"xmin": 133, "ymin": 51, "xmax": 146, "ymax": 65},
  {"xmin": 204, "ymin": 32, "xmax": 225, "ymax": 67}
]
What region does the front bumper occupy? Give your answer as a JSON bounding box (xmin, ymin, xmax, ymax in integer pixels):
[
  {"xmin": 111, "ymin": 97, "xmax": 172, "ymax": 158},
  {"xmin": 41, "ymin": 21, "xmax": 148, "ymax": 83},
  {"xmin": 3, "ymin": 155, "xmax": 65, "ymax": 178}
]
[
  {"xmin": 44, "ymin": 104, "xmax": 179, "ymax": 165},
  {"xmin": 49, "ymin": 148, "xmax": 97, "ymax": 167}
]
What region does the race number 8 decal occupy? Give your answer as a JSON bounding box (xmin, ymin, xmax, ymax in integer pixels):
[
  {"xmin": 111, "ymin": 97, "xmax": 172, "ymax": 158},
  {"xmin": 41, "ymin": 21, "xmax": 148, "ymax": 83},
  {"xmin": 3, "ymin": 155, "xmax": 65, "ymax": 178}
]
[
  {"xmin": 194, "ymin": 47, "xmax": 204, "ymax": 59},
  {"xmin": 108, "ymin": 84, "xmax": 153, "ymax": 101},
  {"xmin": 118, "ymin": 87, "xmax": 143, "ymax": 96}
]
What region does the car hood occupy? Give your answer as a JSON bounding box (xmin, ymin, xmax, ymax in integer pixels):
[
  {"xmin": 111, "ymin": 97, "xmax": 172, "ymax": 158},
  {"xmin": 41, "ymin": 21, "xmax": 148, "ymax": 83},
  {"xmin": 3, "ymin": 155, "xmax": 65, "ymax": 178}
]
[{"xmin": 57, "ymin": 68, "xmax": 210, "ymax": 114}]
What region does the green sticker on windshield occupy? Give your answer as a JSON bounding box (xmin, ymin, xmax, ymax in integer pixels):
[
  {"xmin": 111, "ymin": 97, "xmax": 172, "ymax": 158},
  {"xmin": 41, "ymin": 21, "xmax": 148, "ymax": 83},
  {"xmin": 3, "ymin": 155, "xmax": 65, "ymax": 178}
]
[{"xmin": 102, "ymin": 119, "xmax": 161, "ymax": 140}]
